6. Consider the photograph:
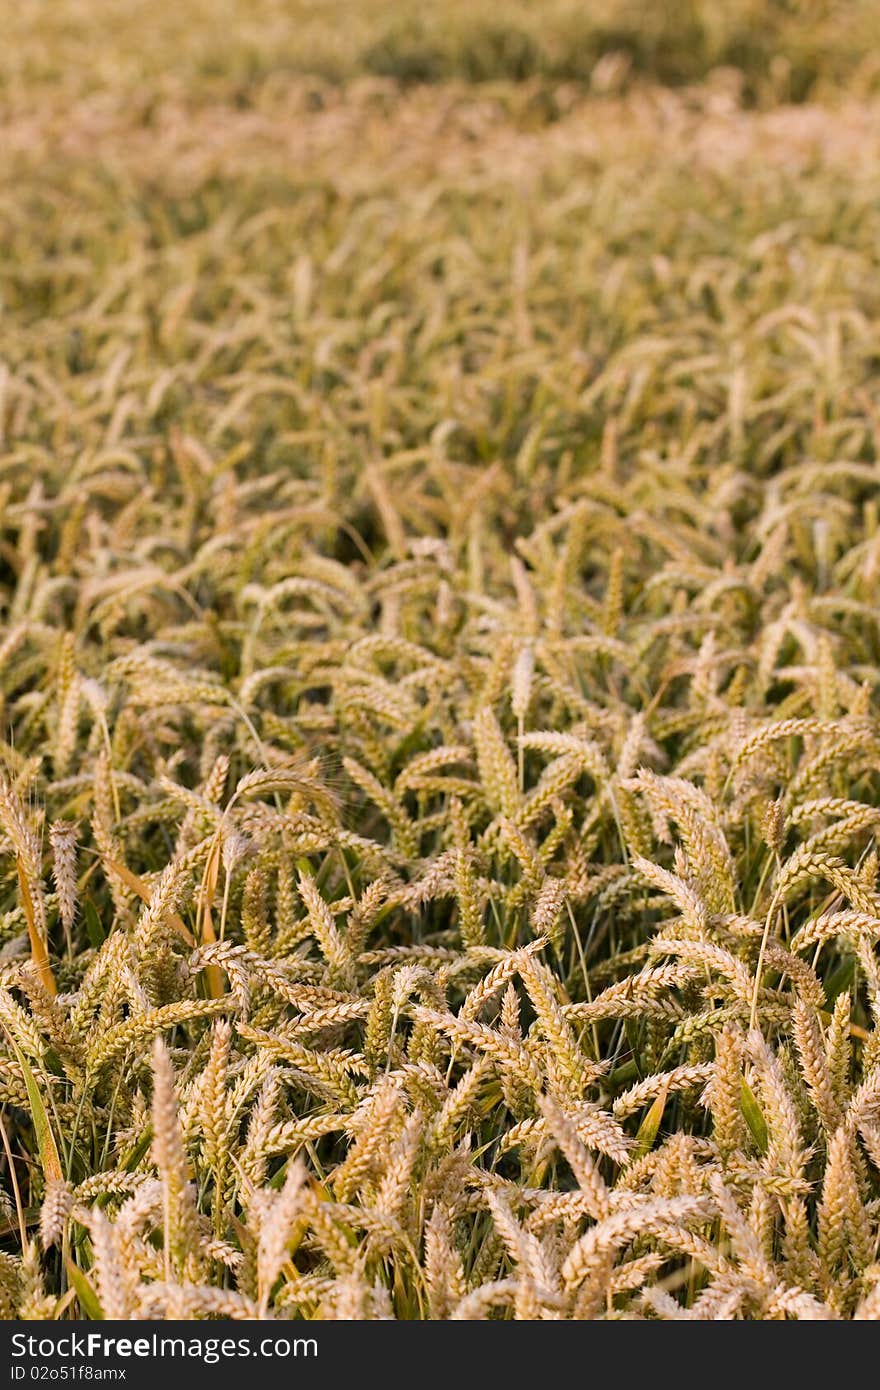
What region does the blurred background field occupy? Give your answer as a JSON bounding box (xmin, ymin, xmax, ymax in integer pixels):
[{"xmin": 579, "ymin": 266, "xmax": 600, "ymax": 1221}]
[
  {"xmin": 4, "ymin": 0, "xmax": 880, "ymax": 534},
  {"xmin": 4, "ymin": 0, "xmax": 880, "ymax": 103}
]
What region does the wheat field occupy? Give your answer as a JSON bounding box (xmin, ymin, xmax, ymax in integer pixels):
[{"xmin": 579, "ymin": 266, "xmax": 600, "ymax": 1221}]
[{"xmin": 3, "ymin": 0, "xmax": 880, "ymax": 1321}]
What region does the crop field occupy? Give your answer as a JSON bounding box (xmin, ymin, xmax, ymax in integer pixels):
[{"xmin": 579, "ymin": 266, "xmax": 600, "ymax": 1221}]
[{"xmin": 3, "ymin": 0, "xmax": 880, "ymax": 1321}]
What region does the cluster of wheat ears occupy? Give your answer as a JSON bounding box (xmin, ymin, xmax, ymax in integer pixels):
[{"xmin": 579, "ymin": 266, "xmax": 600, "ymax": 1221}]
[{"xmin": 5, "ymin": 0, "xmax": 880, "ymax": 1324}]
